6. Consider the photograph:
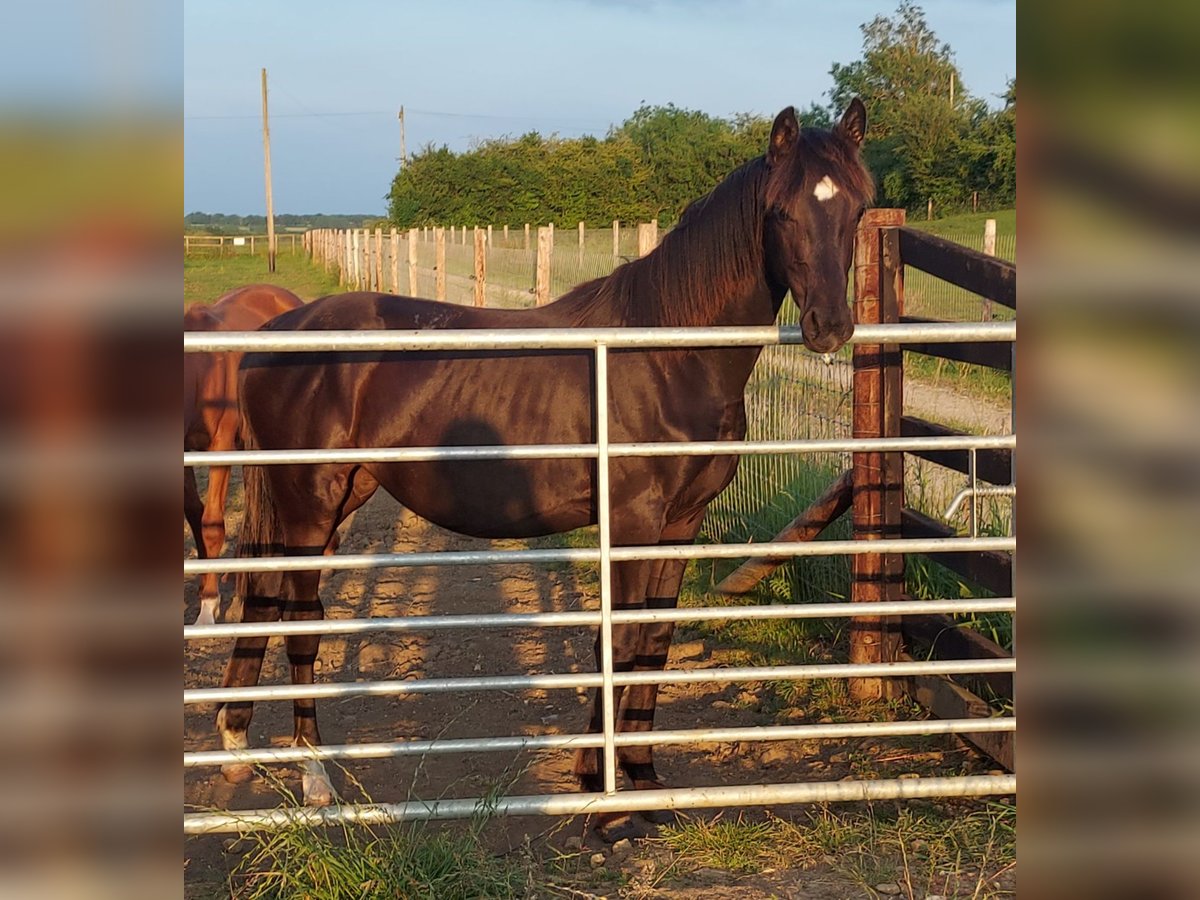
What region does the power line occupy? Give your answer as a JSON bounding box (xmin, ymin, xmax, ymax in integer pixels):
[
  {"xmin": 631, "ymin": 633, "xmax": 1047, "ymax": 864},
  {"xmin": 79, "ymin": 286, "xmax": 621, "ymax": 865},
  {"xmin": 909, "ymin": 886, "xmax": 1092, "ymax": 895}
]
[{"xmin": 185, "ymin": 106, "xmax": 611, "ymax": 128}]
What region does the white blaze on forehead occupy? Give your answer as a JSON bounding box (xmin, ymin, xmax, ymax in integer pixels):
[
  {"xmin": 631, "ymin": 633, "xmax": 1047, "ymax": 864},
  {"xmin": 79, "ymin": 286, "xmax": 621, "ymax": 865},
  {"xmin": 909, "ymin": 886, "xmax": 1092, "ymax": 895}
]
[{"xmin": 813, "ymin": 175, "xmax": 840, "ymax": 202}]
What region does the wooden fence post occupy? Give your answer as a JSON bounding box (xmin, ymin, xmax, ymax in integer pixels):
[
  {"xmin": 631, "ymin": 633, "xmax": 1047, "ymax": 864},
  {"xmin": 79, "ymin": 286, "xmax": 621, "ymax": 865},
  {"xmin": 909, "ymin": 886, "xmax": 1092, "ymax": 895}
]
[
  {"xmin": 390, "ymin": 228, "xmax": 399, "ymax": 293},
  {"xmin": 524, "ymin": 223, "xmax": 530, "ymax": 250},
  {"xmin": 578, "ymin": 220, "xmax": 585, "ymax": 266},
  {"xmin": 374, "ymin": 227, "xmax": 383, "ymax": 290},
  {"xmin": 535, "ymin": 226, "xmax": 552, "ymax": 305},
  {"xmin": 849, "ymin": 208, "xmax": 906, "ymax": 702},
  {"xmin": 351, "ymin": 229, "xmax": 361, "ymax": 288},
  {"xmin": 612, "ymin": 219, "xmax": 619, "ymax": 262},
  {"xmin": 637, "ymin": 221, "xmax": 658, "ymax": 256},
  {"xmin": 982, "ymin": 218, "xmax": 997, "ymax": 321},
  {"xmin": 474, "ymin": 227, "xmax": 487, "ymax": 307},
  {"xmin": 503, "ymin": 224, "xmax": 509, "ymax": 244},
  {"xmin": 487, "ymin": 224, "xmax": 493, "ymax": 247},
  {"xmin": 435, "ymin": 227, "xmax": 446, "ymax": 301},
  {"xmin": 408, "ymin": 228, "xmax": 418, "ymax": 297}
]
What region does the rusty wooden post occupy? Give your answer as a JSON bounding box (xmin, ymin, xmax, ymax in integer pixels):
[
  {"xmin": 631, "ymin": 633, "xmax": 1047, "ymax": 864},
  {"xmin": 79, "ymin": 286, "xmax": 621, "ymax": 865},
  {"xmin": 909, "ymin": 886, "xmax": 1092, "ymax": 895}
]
[
  {"xmin": 850, "ymin": 208, "xmax": 906, "ymax": 701},
  {"xmin": 473, "ymin": 226, "xmax": 486, "ymax": 307},
  {"xmin": 535, "ymin": 226, "xmax": 552, "ymax": 305}
]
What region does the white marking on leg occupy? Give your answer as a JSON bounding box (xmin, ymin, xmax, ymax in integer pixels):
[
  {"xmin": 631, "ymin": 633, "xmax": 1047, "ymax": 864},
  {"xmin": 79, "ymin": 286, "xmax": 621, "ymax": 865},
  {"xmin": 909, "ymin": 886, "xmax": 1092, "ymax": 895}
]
[
  {"xmin": 216, "ymin": 706, "xmax": 254, "ymax": 783},
  {"xmin": 813, "ymin": 175, "xmax": 839, "ymax": 202},
  {"xmin": 300, "ymin": 754, "xmax": 336, "ymax": 807},
  {"xmin": 195, "ymin": 596, "xmax": 219, "ymax": 626}
]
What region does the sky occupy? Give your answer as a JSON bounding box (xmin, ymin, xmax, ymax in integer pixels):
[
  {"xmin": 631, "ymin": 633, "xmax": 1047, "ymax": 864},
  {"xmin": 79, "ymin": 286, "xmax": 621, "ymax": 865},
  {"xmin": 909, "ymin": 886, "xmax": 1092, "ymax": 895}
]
[{"xmin": 184, "ymin": 0, "xmax": 1015, "ymax": 216}]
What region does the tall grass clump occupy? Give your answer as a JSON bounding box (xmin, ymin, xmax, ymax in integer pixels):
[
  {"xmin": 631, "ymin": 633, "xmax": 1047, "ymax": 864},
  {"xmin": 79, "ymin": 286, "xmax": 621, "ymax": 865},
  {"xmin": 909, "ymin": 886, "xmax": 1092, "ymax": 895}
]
[{"xmin": 223, "ymin": 774, "xmax": 530, "ymax": 899}]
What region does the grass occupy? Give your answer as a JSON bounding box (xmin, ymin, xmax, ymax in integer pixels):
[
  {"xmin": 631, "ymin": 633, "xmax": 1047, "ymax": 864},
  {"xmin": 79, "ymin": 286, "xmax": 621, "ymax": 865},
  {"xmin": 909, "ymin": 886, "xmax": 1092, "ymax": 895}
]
[
  {"xmin": 184, "ymin": 247, "xmax": 343, "ymax": 307},
  {"xmin": 211, "ymin": 768, "xmax": 534, "ymax": 899},
  {"xmin": 653, "ymin": 801, "xmax": 1015, "ymax": 898},
  {"xmin": 909, "ymin": 207, "xmax": 1015, "ymax": 239}
]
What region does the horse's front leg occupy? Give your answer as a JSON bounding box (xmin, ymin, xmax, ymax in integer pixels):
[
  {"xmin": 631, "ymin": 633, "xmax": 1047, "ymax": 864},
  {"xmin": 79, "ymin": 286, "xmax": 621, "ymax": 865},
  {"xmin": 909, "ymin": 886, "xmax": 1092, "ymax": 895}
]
[
  {"xmin": 614, "ymin": 510, "xmax": 705, "ymax": 822},
  {"xmin": 195, "ymin": 463, "xmax": 231, "ymax": 625},
  {"xmin": 216, "ymin": 587, "xmax": 281, "ymax": 784}
]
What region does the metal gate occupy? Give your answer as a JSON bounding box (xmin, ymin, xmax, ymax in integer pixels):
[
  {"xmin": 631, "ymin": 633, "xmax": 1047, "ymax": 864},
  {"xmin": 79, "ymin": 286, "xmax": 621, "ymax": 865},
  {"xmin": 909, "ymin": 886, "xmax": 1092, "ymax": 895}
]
[{"xmin": 183, "ymin": 319, "xmax": 1015, "ymax": 834}]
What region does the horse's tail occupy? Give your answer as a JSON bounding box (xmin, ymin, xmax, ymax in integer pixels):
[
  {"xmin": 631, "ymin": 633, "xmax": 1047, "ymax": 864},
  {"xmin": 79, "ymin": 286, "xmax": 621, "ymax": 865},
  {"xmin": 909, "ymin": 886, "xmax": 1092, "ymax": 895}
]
[{"xmin": 233, "ymin": 418, "xmax": 284, "ymax": 617}]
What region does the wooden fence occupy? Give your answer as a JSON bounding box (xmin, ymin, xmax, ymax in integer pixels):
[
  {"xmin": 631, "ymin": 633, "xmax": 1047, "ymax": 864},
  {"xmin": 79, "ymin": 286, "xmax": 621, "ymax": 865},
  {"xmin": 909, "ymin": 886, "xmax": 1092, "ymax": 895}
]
[
  {"xmin": 184, "ymin": 233, "xmax": 303, "ymax": 255},
  {"xmin": 303, "ymin": 221, "xmax": 660, "ymax": 307},
  {"xmin": 717, "ymin": 209, "xmax": 1016, "ymax": 771}
]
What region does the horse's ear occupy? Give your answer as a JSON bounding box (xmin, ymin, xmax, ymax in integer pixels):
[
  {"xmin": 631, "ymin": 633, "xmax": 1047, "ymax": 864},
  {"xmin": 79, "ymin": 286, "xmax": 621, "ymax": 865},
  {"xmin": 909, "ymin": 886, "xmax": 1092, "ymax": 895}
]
[
  {"xmin": 836, "ymin": 97, "xmax": 867, "ymax": 146},
  {"xmin": 768, "ymin": 107, "xmax": 799, "ymax": 166}
]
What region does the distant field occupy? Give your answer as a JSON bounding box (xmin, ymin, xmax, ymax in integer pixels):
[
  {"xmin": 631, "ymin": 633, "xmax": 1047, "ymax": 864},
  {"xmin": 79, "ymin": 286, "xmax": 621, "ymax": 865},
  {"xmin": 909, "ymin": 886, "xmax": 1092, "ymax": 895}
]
[
  {"xmin": 910, "ymin": 207, "xmax": 1015, "ymax": 238},
  {"xmin": 184, "ymin": 248, "xmax": 341, "ymax": 307}
]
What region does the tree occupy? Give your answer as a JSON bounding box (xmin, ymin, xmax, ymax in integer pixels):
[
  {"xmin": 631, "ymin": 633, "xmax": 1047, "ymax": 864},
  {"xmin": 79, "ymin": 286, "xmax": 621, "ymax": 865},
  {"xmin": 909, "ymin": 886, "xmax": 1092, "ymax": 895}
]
[{"xmin": 828, "ymin": 1, "xmax": 984, "ymax": 211}]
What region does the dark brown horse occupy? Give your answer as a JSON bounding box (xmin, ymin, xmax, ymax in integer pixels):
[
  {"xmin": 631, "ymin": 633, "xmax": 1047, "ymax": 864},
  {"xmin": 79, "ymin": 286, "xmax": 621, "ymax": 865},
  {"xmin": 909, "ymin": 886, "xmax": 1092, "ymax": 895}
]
[
  {"xmin": 220, "ymin": 102, "xmax": 873, "ymax": 834},
  {"xmin": 184, "ymin": 284, "xmax": 304, "ymax": 625}
]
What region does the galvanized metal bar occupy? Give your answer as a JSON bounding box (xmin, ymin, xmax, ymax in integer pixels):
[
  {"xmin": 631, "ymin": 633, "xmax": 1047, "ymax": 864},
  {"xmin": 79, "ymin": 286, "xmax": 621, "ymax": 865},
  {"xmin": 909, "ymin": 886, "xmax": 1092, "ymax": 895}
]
[
  {"xmin": 185, "ymin": 433, "xmax": 1016, "ymax": 468},
  {"xmin": 969, "ymin": 448, "xmax": 979, "ymax": 538},
  {"xmin": 184, "ymin": 598, "xmax": 1016, "ymax": 641},
  {"xmin": 184, "ymin": 658, "xmax": 1014, "ymax": 705},
  {"xmin": 183, "ymin": 321, "xmax": 1015, "ymax": 354},
  {"xmin": 595, "ymin": 342, "xmax": 618, "ymax": 796},
  {"xmin": 185, "ymin": 717, "xmax": 1015, "ymax": 768},
  {"xmin": 944, "ymin": 485, "xmax": 1018, "ymax": 521},
  {"xmin": 183, "ymin": 774, "xmax": 1016, "ymax": 834},
  {"xmin": 185, "ymin": 535, "xmax": 1016, "ymax": 576}
]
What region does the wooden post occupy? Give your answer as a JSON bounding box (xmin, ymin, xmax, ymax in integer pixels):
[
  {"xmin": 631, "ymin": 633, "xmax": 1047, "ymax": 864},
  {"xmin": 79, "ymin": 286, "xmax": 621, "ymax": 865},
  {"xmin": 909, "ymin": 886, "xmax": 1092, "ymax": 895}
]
[
  {"xmin": 390, "ymin": 228, "xmax": 399, "ymax": 293},
  {"xmin": 849, "ymin": 208, "xmax": 906, "ymax": 701},
  {"xmin": 261, "ymin": 68, "xmax": 276, "ymax": 273},
  {"xmin": 535, "ymin": 226, "xmax": 552, "ymax": 305},
  {"xmin": 612, "ymin": 219, "xmax": 619, "ymax": 262},
  {"xmin": 637, "ymin": 221, "xmax": 658, "ymax": 256},
  {"xmin": 578, "ymin": 220, "xmax": 585, "ymax": 266},
  {"xmin": 473, "ymin": 227, "xmax": 487, "ymax": 307},
  {"xmin": 982, "ymin": 218, "xmax": 997, "ymax": 321},
  {"xmin": 717, "ymin": 470, "xmax": 854, "ymax": 595},
  {"xmin": 503, "ymin": 224, "xmax": 509, "ymax": 244},
  {"xmin": 524, "ymin": 223, "xmax": 530, "ymax": 250},
  {"xmin": 374, "ymin": 227, "xmax": 383, "ymax": 290},
  {"xmin": 973, "ymin": 190, "xmax": 979, "ymax": 212},
  {"xmin": 435, "ymin": 227, "xmax": 446, "ymax": 301},
  {"xmin": 548, "ymin": 221, "xmax": 554, "ymax": 251},
  {"xmin": 250, "ymin": 235, "xmax": 255, "ymax": 255},
  {"xmin": 927, "ymin": 198, "xmax": 933, "ymax": 221},
  {"xmin": 341, "ymin": 230, "xmax": 349, "ymax": 287},
  {"xmin": 408, "ymin": 228, "xmax": 418, "ymax": 296},
  {"xmin": 352, "ymin": 229, "xmax": 359, "ymax": 287},
  {"xmin": 487, "ymin": 224, "xmax": 493, "ymax": 246}
]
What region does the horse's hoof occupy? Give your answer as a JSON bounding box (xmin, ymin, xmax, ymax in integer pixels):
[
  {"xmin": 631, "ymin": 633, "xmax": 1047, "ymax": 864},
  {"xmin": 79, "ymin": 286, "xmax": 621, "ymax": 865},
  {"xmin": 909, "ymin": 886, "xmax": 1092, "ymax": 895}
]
[
  {"xmin": 303, "ymin": 761, "xmax": 336, "ymax": 807},
  {"xmin": 221, "ymin": 763, "xmax": 254, "ymax": 785},
  {"xmin": 638, "ymin": 807, "xmax": 677, "ymax": 826},
  {"xmin": 595, "ymin": 813, "xmax": 650, "ymax": 844},
  {"xmin": 194, "ymin": 601, "xmax": 218, "ymax": 627}
]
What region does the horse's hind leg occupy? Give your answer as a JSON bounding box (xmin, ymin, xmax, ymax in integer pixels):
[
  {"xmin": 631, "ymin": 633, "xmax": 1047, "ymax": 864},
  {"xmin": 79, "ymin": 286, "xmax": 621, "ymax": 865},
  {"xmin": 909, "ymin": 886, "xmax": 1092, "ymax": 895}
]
[{"xmin": 285, "ymin": 465, "xmax": 379, "ymax": 806}]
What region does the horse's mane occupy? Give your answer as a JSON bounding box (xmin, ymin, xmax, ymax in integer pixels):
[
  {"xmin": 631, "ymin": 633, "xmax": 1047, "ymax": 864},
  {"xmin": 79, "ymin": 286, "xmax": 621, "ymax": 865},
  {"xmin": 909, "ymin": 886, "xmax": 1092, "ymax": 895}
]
[{"xmin": 556, "ymin": 126, "xmax": 873, "ymax": 328}]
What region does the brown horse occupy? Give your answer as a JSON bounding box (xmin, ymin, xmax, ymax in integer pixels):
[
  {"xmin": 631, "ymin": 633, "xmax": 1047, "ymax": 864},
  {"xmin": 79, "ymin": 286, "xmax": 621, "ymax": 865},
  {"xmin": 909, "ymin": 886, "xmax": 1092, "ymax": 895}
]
[
  {"xmin": 222, "ymin": 102, "xmax": 873, "ymax": 836},
  {"xmin": 184, "ymin": 284, "xmax": 304, "ymax": 625}
]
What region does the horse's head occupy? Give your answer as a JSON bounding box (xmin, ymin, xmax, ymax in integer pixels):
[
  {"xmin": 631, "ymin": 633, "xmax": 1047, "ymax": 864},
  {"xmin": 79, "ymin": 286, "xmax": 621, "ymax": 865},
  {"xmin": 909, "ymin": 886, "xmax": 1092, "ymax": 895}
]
[{"xmin": 763, "ymin": 99, "xmax": 872, "ymax": 354}]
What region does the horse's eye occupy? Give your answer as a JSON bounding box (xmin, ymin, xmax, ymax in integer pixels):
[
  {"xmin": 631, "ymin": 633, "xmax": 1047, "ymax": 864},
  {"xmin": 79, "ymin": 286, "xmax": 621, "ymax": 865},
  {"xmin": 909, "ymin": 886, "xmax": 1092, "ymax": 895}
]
[{"xmin": 772, "ymin": 208, "xmax": 793, "ymax": 223}]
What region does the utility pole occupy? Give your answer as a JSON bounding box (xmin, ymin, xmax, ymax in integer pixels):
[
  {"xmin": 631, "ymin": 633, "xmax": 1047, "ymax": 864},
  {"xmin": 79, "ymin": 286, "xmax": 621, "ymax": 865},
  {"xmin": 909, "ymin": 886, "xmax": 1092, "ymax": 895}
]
[
  {"xmin": 398, "ymin": 105, "xmax": 407, "ymax": 168},
  {"xmin": 261, "ymin": 67, "xmax": 276, "ymax": 273}
]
